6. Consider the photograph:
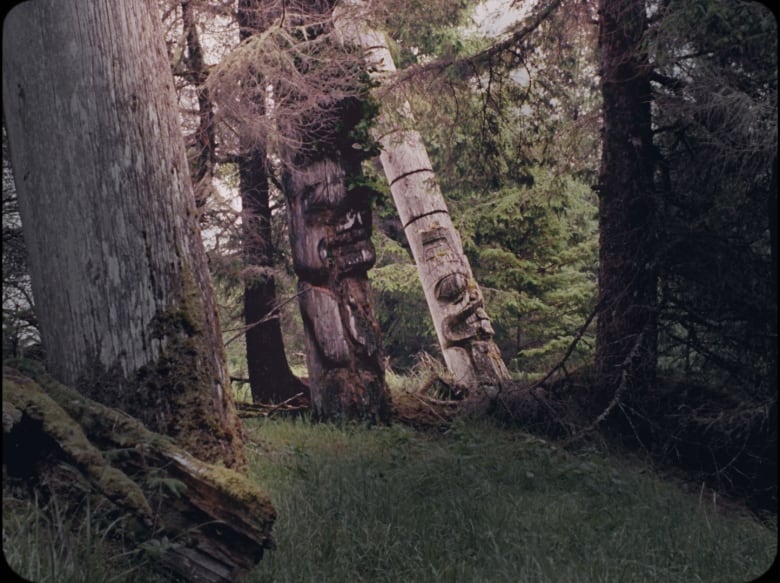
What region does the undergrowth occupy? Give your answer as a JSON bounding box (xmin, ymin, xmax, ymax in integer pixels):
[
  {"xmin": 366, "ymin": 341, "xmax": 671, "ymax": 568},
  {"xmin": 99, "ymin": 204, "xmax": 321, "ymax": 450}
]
[{"xmin": 4, "ymin": 412, "xmax": 776, "ymax": 582}]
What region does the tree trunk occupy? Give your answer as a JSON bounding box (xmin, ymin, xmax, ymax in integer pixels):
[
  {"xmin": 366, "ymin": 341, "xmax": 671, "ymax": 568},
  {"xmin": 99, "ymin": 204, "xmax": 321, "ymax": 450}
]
[
  {"xmin": 285, "ymin": 153, "xmax": 392, "ymax": 423},
  {"xmin": 180, "ymin": 0, "xmax": 217, "ymax": 210},
  {"xmin": 2, "ymin": 0, "xmax": 245, "ymax": 468},
  {"xmin": 334, "ymin": 3, "xmax": 511, "ymax": 389},
  {"xmin": 594, "ymin": 0, "xmax": 657, "ymax": 400},
  {"xmin": 236, "ymin": 0, "xmax": 309, "ymax": 404},
  {"xmin": 239, "ymin": 148, "xmax": 309, "ymax": 403}
]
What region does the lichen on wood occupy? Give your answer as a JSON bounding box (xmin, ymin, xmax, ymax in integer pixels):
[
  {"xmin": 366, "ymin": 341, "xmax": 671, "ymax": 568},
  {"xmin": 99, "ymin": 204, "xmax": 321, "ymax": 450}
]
[{"xmin": 2, "ymin": 367, "xmax": 275, "ymax": 583}]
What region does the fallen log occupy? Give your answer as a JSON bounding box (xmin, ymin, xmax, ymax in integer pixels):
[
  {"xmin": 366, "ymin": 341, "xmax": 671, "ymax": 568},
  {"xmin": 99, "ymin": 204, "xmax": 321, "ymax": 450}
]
[{"xmin": 2, "ymin": 367, "xmax": 275, "ymax": 582}]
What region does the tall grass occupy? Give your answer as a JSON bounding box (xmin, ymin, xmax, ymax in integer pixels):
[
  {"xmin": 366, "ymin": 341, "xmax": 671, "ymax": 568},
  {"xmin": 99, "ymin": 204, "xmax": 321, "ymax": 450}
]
[
  {"xmin": 2, "ymin": 485, "xmax": 164, "ymax": 583},
  {"xmin": 243, "ymin": 416, "xmax": 776, "ymax": 583},
  {"xmin": 4, "ymin": 416, "xmax": 775, "ymax": 582}
]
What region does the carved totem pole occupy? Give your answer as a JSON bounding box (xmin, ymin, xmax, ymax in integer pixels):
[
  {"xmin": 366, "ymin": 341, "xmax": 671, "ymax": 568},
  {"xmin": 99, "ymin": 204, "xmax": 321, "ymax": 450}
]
[
  {"xmin": 335, "ymin": 3, "xmax": 511, "ymax": 388},
  {"xmin": 285, "ymin": 153, "xmax": 391, "ymax": 422}
]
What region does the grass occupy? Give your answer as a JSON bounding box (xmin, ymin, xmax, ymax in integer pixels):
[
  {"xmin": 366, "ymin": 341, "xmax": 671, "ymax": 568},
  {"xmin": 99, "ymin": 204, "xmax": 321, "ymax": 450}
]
[
  {"xmin": 3, "ymin": 484, "xmax": 165, "ymax": 583},
  {"xmin": 4, "ymin": 413, "xmax": 776, "ymax": 582},
  {"xmin": 241, "ymin": 416, "xmax": 776, "ymax": 583}
]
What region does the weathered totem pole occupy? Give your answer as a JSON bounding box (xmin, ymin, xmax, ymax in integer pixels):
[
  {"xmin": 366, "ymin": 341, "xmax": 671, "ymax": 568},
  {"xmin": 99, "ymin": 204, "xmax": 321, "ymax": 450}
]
[
  {"xmin": 335, "ymin": 3, "xmax": 511, "ymax": 389},
  {"xmin": 285, "ymin": 151, "xmax": 392, "ymax": 422}
]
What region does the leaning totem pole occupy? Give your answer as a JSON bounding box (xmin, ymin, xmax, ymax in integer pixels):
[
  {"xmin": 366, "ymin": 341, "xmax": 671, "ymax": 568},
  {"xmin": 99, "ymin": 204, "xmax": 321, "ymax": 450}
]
[{"xmin": 334, "ymin": 3, "xmax": 511, "ymax": 389}]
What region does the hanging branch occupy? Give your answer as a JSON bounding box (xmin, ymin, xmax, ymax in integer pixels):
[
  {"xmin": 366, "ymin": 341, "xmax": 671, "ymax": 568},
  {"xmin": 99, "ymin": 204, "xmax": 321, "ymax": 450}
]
[
  {"xmin": 521, "ymin": 302, "xmax": 600, "ymax": 392},
  {"xmin": 387, "ymin": 0, "xmax": 564, "ymax": 89},
  {"xmin": 563, "ymin": 329, "xmax": 647, "ymax": 447}
]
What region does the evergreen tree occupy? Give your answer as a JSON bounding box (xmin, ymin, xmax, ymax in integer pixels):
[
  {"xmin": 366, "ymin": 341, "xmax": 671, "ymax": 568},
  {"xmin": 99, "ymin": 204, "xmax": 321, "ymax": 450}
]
[
  {"xmin": 236, "ymin": 0, "xmax": 309, "ymax": 404},
  {"xmin": 594, "ymin": 0, "xmax": 658, "ymax": 401}
]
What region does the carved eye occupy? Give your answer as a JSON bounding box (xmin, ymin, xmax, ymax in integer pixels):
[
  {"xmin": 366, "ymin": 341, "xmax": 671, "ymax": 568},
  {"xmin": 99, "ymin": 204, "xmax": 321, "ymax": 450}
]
[
  {"xmin": 318, "ymin": 240, "xmax": 329, "ymax": 263},
  {"xmin": 336, "ymin": 208, "xmax": 362, "ymax": 233},
  {"xmin": 435, "ymin": 273, "xmax": 467, "ymax": 302}
]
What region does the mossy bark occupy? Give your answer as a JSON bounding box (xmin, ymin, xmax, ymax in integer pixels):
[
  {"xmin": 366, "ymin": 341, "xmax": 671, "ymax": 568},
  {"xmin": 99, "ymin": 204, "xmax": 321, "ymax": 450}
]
[
  {"xmin": 3, "ymin": 368, "xmax": 275, "ymax": 582},
  {"xmin": 2, "ymin": 0, "xmax": 244, "ymax": 467}
]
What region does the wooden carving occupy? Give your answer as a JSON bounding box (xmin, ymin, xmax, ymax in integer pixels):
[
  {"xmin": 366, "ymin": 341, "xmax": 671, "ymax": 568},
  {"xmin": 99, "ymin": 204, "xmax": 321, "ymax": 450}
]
[{"xmin": 286, "ymin": 157, "xmax": 390, "ymax": 422}]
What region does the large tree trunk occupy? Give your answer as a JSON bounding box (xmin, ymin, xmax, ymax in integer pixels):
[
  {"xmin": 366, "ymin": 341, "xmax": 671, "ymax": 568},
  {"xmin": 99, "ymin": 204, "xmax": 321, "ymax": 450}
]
[
  {"xmin": 594, "ymin": 0, "xmax": 657, "ymax": 400},
  {"xmin": 236, "ymin": 0, "xmax": 308, "ymax": 404},
  {"xmin": 2, "ymin": 0, "xmax": 245, "ymax": 468},
  {"xmin": 334, "ymin": 3, "xmax": 511, "ymax": 389}
]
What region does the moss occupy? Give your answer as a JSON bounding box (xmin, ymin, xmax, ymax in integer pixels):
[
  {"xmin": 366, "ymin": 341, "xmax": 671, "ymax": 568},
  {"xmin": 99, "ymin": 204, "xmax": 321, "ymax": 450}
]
[
  {"xmin": 128, "ymin": 265, "xmax": 245, "ymax": 469},
  {"xmin": 3, "ymin": 367, "xmax": 276, "ymax": 575},
  {"xmin": 2, "ymin": 369, "xmax": 154, "ymax": 525},
  {"xmin": 197, "ymin": 463, "xmax": 278, "ymax": 528}
]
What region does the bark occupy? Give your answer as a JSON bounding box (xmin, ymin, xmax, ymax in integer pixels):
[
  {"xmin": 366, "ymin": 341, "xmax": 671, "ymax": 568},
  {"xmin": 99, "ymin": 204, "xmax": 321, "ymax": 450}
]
[
  {"xmin": 181, "ymin": 0, "xmax": 217, "ymax": 209},
  {"xmin": 239, "ymin": 148, "xmax": 309, "ymax": 403},
  {"xmin": 285, "ymin": 154, "xmax": 391, "ymax": 422},
  {"xmin": 594, "ymin": 0, "xmax": 658, "ymax": 399},
  {"xmin": 2, "ymin": 0, "xmax": 245, "ymax": 467},
  {"xmin": 236, "ymin": 0, "xmax": 309, "ymax": 404},
  {"xmin": 334, "ymin": 3, "xmax": 511, "ymax": 389},
  {"xmin": 3, "ymin": 368, "xmax": 275, "ymax": 582}
]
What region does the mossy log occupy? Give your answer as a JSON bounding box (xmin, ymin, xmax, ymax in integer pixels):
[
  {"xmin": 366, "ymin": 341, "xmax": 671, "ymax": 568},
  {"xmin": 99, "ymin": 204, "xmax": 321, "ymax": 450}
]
[{"xmin": 2, "ymin": 367, "xmax": 275, "ymax": 582}]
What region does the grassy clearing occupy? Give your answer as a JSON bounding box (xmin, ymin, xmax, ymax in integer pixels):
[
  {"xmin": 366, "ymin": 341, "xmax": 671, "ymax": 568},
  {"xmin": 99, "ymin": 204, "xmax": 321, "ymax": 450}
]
[
  {"xmin": 4, "ymin": 414, "xmax": 775, "ymax": 582},
  {"xmin": 242, "ymin": 416, "xmax": 776, "ymax": 583}
]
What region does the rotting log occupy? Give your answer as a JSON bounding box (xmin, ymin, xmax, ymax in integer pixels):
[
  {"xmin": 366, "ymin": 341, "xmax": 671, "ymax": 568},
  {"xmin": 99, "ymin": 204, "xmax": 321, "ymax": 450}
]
[{"xmin": 2, "ymin": 367, "xmax": 275, "ymax": 583}]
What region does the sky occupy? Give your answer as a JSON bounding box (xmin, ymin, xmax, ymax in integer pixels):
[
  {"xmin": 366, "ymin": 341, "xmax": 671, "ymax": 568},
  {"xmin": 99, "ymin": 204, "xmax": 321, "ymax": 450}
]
[{"xmin": 464, "ymin": 0, "xmax": 532, "ymax": 37}]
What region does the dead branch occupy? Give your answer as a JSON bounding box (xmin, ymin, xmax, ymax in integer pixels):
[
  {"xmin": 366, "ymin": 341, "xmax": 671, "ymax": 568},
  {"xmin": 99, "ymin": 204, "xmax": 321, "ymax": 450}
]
[{"xmin": 563, "ymin": 330, "xmax": 646, "ymax": 447}]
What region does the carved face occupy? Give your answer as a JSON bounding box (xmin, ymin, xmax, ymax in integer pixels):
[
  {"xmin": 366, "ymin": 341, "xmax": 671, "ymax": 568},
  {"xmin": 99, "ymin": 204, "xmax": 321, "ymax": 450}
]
[
  {"xmin": 420, "ymin": 225, "xmax": 494, "ymax": 347},
  {"xmin": 288, "ymin": 158, "xmax": 375, "ymax": 281}
]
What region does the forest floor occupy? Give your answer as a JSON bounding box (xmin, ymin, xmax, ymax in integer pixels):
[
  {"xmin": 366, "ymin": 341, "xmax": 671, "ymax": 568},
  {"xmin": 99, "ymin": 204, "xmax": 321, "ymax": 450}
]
[
  {"xmin": 238, "ymin": 414, "xmax": 775, "ymax": 583},
  {"xmin": 4, "ymin": 386, "xmax": 777, "ymax": 582}
]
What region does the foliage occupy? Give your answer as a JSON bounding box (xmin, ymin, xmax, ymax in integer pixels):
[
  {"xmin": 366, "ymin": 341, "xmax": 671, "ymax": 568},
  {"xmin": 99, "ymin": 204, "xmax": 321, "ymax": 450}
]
[
  {"xmin": 206, "ymin": 15, "xmax": 380, "ymax": 170},
  {"xmin": 645, "ymin": 0, "xmax": 777, "ymax": 399},
  {"xmin": 454, "ymin": 167, "xmax": 598, "ymax": 374},
  {"xmin": 2, "ymin": 124, "xmax": 39, "ymax": 360},
  {"xmin": 375, "ymin": 0, "xmax": 477, "ymax": 67},
  {"xmin": 370, "ymin": 1, "xmax": 601, "ymax": 378},
  {"xmin": 369, "ymin": 231, "xmax": 438, "ymax": 369}
]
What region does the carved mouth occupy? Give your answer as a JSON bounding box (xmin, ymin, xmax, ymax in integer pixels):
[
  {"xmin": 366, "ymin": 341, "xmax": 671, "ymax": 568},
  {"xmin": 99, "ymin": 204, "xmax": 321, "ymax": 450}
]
[
  {"xmin": 442, "ymin": 303, "xmax": 494, "ymax": 345},
  {"xmin": 330, "ymin": 239, "xmax": 376, "ymax": 273}
]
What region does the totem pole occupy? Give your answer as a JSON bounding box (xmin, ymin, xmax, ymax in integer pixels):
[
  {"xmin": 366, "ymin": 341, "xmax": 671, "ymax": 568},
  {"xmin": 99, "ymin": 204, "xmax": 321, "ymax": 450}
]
[
  {"xmin": 285, "ymin": 154, "xmax": 391, "ymax": 422},
  {"xmin": 334, "ymin": 3, "xmax": 511, "ymax": 388}
]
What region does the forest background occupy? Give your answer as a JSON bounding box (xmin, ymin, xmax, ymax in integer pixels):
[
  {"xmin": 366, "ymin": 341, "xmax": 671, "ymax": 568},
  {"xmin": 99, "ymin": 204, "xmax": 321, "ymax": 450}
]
[
  {"xmin": 3, "ymin": 0, "xmax": 776, "ymax": 504},
  {"xmin": 1, "ymin": 0, "xmax": 777, "ymax": 579}
]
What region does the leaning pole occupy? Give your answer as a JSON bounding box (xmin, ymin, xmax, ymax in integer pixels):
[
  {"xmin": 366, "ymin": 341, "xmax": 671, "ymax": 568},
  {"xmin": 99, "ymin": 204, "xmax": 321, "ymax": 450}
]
[{"xmin": 335, "ymin": 1, "xmax": 510, "ymax": 388}]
